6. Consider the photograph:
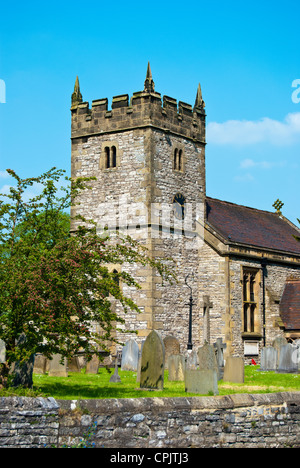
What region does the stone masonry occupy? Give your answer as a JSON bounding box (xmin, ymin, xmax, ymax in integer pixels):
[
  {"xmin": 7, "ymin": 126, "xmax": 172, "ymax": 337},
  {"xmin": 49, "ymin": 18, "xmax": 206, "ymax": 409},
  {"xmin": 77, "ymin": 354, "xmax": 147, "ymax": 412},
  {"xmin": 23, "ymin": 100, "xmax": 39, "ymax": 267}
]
[{"xmin": 70, "ymin": 64, "xmax": 300, "ymax": 361}]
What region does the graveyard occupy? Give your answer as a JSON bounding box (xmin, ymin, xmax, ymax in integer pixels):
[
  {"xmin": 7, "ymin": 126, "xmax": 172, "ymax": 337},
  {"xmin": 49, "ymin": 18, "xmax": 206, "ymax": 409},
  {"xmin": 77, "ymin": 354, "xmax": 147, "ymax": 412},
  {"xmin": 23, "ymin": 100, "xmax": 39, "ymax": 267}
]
[
  {"xmin": 29, "ymin": 364, "xmax": 300, "ymax": 401},
  {"xmin": 1, "ymin": 334, "xmax": 300, "ymax": 448},
  {"xmin": 2, "ymin": 333, "xmax": 299, "ymax": 399}
]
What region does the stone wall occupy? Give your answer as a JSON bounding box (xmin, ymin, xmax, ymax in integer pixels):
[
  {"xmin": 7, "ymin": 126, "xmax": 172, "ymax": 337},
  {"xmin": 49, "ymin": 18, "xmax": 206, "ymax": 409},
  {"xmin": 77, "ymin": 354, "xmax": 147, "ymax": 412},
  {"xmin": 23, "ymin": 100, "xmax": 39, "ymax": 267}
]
[{"xmin": 1, "ymin": 393, "xmax": 300, "ymax": 448}]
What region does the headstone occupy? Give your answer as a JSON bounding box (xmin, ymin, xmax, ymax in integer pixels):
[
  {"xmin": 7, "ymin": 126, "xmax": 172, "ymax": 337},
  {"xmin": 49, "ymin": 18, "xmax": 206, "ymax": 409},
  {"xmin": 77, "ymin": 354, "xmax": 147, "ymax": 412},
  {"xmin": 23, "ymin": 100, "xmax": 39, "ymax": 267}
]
[
  {"xmin": 48, "ymin": 354, "xmax": 68, "ymax": 377},
  {"xmin": 278, "ymin": 343, "xmax": 298, "ymax": 373},
  {"xmin": 86, "ymin": 355, "xmax": 100, "ymax": 374},
  {"xmin": 185, "ymin": 369, "xmax": 218, "ymax": 395},
  {"xmin": 198, "ymin": 342, "xmax": 218, "ymax": 372},
  {"xmin": 68, "ymin": 356, "xmax": 81, "ymax": 373},
  {"xmin": 140, "ymin": 330, "xmax": 165, "ymax": 390},
  {"xmin": 272, "ymin": 336, "xmax": 287, "ymax": 361},
  {"xmin": 0, "ymin": 340, "xmax": 6, "ymax": 364},
  {"xmin": 163, "ymin": 336, "xmax": 180, "ymax": 370},
  {"xmin": 214, "ymin": 338, "xmax": 227, "ymax": 380},
  {"xmin": 109, "ymin": 357, "xmax": 121, "ymax": 383},
  {"xmin": 33, "ymin": 354, "xmax": 47, "ymax": 374},
  {"xmin": 223, "ymin": 356, "xmax": 244, "ymax": 383},
  {"xmin": 168, "ymin": 354, "xmax": 185, "ymax": 381},
  {"xmin": 294, "ymin": 339, "xmax": 300, "ymax": 371},
  {"xmin": 11, "ymin": 334, "xmax": 35, "ymax": 388},
  {"xmin": 186, "ymin": 349, "xmax": 198, "ymax": 369},
  {"xmin": 260, "ymin": 347, "xmax": 278, "ymax": 371},
  {"xmin": 121, "ymin": 339, "xmax": 139, "ymax": 371}
]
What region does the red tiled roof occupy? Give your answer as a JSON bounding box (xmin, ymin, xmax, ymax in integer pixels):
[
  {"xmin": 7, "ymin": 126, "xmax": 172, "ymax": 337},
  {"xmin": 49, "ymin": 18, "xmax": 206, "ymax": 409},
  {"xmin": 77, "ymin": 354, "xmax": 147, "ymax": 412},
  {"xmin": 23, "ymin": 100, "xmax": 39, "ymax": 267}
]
[
  {"xmin": 206, "ymin": 197, "xmax": 300, "ymax": 255},
  {"xmin": 280, "ymin": 280, "xmax": 300, "ymax": 330}
]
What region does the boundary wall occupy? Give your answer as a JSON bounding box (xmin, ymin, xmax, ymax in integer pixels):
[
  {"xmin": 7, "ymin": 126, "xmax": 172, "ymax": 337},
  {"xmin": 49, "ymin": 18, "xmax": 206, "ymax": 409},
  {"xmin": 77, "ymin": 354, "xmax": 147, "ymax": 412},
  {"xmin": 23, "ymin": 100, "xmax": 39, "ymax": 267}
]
[{"xmin": 0, "ymin": 393, "xmax": 299, "ymax": 448}]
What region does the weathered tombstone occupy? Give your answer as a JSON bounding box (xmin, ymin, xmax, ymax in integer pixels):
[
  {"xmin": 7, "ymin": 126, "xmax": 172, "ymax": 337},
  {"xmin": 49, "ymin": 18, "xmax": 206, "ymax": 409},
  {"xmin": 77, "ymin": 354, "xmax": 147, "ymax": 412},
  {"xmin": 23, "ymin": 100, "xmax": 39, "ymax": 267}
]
[
  {"xmin": 109, "ymin": 356, "xmax": 121, "ymax": 383},
  {"xmin": 294, "ymin": 339, "xmax": 300, "ymax": 371},
  {"xmin": 198, "ymin": 342, "xmax": 218, "ymax": 372},
  {"xmin": 163, "ymin": 336, "xmax": 180, "ymax": 370},
  {"xmin": 48, "ymin": 354, "xmax": 68, "ymax": 377},
  {"xmin": 86, "ymin": 355, "xmax": 100, "ymax": 374},
  {"xmin": 260, "ymin": 347, "xmax": 278, "ymax": 371},
  {"xmin": 33, "ymin": 354, "xmax": 47, "ymax": 374},
  {"xmin": 136, "ymin": 341, "xmax": 144, "ymax": 383},
  {"xmin": 186, "ymin": 349, "xmax": 198, "ymax": 369},
  {"xmin": 0, "ymin": 340, "xmax": 6, "ymax": 364},
  {"xmin": 140, "ymin": 330, "xmax": 165, "ymax": 390},
  {"xmin": 278, "ymin": 343, "xmax": 298, "ymax": 373},
  {"xmin": 272, "ymin": 336, "xmax": 287, "ymax": 361},
  {"xmin": 214, "ymin": 338, "xmax": 227, "ymax": 379},
  {"xmin": 11, "ymin": 357, "xmax": 35, "ymax": 388},
  {"xmin": 185, "ymin": 369, "xmax": 218, "ymax": 395},
  {"xmin": 168, "ymin": 354, "xmax": 185, "ymax": 381},
  {"xmin": 11, "ymin": 334, "xmax": 35, "ymax": 388},
  {"xmin": 68, "ymin": 356, "xmax": 81, "ymax": 373},
  {"xmin": 223, "ymin": 356, "xmax": 244, "ymax": 383},
  {"xmin": 121, "ymin": 339, "xmax": 139, "ymax": 371}
]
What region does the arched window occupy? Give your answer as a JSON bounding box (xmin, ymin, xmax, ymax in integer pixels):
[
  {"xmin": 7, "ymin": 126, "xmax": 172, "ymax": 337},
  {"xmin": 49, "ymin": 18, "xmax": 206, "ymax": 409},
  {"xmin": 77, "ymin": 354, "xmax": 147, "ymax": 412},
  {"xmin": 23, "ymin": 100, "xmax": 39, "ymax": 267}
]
[
  {"xmin": 178, "ymin": 149, "xmax": 182, "ymax": 171},
  {"xmin": 103, "ymin": 144, "xmax": 118, "ymax": 169},
  {"xmin": 174, "ymin": 148, "xmax": 178, "ymax": 170},
  {"xmin": 173, "ymin": 148, "xmax": 183, "ymax": 171},
  {"xmin": 105, "ymin": 147, "xmax": 110, "ymax": 168},
  {"xmin": 111, "ymin": 146, "xmax": 117, "ymax": 168}
]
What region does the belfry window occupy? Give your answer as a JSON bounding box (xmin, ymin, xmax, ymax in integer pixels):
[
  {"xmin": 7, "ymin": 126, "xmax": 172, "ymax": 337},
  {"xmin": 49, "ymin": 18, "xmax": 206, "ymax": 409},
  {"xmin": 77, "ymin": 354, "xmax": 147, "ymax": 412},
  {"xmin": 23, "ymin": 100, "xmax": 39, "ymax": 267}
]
[
  {"xmin": 104, "ymin": 145, "xmax": 117, "ymax": 169},
  {"xmin": 173, "ymin": 148, "xmax": 183, "ymax": 171}
]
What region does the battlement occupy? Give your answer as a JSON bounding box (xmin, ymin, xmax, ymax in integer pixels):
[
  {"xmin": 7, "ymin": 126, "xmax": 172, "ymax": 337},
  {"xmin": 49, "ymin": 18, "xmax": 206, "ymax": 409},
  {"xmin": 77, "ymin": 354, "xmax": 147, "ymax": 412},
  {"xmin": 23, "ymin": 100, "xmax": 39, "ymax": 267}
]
[{"xmin": 71, "ymin": 64, "xmax": 206, "ymax": 144}]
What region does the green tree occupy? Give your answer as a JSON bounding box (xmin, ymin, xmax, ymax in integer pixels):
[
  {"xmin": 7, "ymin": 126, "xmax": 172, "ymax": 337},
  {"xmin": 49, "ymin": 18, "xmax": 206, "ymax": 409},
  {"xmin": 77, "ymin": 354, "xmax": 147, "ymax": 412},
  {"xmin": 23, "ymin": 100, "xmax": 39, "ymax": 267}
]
[{"xmin": 0, "ymin": 168, "xmax": 174, "ymax": 388}]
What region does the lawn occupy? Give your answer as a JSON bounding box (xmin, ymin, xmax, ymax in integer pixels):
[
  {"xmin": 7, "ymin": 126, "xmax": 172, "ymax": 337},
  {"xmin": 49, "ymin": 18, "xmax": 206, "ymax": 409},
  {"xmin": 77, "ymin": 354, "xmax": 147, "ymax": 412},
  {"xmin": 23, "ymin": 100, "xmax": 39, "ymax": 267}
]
[
  {"xmin": 1, "ymin": 365, "xmax": 299, "ymax": 399},
  {"xmin": 26, "ymin": 365, "xmax": 300, "ymax": 400}
]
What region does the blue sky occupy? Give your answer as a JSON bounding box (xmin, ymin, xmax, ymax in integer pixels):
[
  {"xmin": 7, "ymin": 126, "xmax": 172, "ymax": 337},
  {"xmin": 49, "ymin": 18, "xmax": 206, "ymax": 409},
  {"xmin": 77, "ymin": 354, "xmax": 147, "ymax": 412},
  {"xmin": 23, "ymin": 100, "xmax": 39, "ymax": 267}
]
[{"xmin": 0, "ymin": 0, "xmax": 299, "ymax": 224}]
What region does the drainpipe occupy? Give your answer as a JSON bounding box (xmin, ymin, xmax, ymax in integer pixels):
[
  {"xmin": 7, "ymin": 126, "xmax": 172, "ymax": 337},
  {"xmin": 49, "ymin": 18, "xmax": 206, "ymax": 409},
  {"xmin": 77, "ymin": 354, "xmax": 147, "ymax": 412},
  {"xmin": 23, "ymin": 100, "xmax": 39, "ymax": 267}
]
[{"xmin": 261, "ymin": 258, "xmax": 267, "ymax": 347}]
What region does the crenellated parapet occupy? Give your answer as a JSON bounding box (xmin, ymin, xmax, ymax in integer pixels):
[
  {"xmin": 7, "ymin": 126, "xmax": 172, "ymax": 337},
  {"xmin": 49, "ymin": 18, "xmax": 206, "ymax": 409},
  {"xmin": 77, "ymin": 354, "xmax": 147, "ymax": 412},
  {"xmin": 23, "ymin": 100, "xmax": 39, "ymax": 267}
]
[{"xmin": 71, "ymin": 64, "xmax": 206, "ymax": 144}]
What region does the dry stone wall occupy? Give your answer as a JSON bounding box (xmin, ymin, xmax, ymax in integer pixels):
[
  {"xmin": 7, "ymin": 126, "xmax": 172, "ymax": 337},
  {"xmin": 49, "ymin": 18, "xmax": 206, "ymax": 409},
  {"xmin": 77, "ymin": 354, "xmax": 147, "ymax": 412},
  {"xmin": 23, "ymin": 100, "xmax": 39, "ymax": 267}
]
[{"xmin": 1, "ymin": 393, "xmax": 300, "ymax": 448}]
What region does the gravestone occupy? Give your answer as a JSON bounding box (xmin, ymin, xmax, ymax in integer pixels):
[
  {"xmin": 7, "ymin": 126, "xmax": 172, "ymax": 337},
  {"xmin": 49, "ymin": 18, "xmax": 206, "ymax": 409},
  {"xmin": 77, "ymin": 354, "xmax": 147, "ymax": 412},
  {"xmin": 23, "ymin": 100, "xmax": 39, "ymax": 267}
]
[
  {"xmin": 121, "ymin": 339, "xmax": 139, "ymax": 371},
  {"xmin": 294, "ymin": 339, "xmax": 300, "ymax": 370},
  {"xmin": 48, "ymin": 354, "xmax": 68, "ymax": 377},
  {"xmin": 214, "ymin": 338, "xmax": 226, "ymax": 379},
  {"xmin": 109, "ymin": 357, "xmax": 121, "ymax": 383},
  {"xmin": 260, "ymin": 347, "xmax": 278, "ymax": 371},
  {"xmin": 272, "ymin": 336, "xmax": 287, "ymax": 361},
  {"xmin": 186, "ymin": 349, "xmax": 198, "ymax": 369},
  {"xmin": 168, "ymin": 354, "xmax": 185, "ymax": 381},
  {"xmin": 223, "ymin": 356, "xmax": 244, "ymax": 383},
  {"xmin": 0, "ymin": 340, "xmax": 6, "ymax": 364},
  {"xmin": 33, "ymin": 354, "xmax": 47, "ymax": 374},
  {"xmin": 86, "ymin": 355, "xmax": 100, "ymax": 374},
  {"xmin": 185, "ymin": 369, "xmax": 218, "ymax": 395},
  {"xmin": 140, "ymin": 330, "xmax": 165, "ymax": 390},
  {"xmin": 278, "ymin": 343, "xmax": 298, "ymax": 373},
  {"xmin": 11, "ymin": 334, "xmax": 35, "ymax": 388},
  {"xmin": 163, "ymin": 336, "xmax": 180, "ymax": 370},
  {"xmin": 68, "ymin": 356, "xmax": 81, "ymax": 373},
  {"xmin": 136, "ymin": 341, "xmax": 144, "ymax": 383},
  {"xmin": 198, "ymin": 342, "xmax": 218, "ymax": 372}
]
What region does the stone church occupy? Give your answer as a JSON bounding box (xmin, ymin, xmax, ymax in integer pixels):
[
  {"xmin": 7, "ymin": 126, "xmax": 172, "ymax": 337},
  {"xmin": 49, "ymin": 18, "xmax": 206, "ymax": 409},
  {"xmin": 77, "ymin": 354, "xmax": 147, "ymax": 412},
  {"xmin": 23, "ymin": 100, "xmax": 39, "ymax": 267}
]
[{"xmin": 70, "ymin": 64, "xmax": 300, "ymax": 363}]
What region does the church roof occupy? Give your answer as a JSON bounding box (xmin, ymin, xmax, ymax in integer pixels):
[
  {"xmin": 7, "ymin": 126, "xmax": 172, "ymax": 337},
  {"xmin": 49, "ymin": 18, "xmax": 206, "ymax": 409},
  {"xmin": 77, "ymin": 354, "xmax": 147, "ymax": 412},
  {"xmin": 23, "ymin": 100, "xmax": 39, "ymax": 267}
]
[
  {"xmin": 280, "ymin": 279, "xmax": 300, "ymax": 330},
  {"xmin": 206, "ymin": 197, "xmax": 300, "ymax": 255}
]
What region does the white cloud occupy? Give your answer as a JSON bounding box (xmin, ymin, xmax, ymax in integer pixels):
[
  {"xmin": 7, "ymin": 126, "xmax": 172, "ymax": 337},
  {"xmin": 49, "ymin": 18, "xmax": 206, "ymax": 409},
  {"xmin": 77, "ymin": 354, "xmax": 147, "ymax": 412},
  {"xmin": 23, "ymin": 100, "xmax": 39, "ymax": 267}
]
[
  {"xmin": 0, "ymin": 171, "xmax": 10, "ymax": 179},
  {"xmin": 207, "ymin": 112, "xmax": 300, "ymax": 146},
  {"xmin": 239, "ymin": 159, "xmax": 286, "ymax": 170}
]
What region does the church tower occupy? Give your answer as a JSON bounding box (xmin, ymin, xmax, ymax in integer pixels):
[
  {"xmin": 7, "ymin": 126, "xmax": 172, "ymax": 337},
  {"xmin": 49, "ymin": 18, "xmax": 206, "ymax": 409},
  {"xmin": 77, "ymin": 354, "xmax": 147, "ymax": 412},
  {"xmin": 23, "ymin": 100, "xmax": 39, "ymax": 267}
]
[{"xmin": 71, "ymin": 64, "xmax": 206, "ymax": 351}]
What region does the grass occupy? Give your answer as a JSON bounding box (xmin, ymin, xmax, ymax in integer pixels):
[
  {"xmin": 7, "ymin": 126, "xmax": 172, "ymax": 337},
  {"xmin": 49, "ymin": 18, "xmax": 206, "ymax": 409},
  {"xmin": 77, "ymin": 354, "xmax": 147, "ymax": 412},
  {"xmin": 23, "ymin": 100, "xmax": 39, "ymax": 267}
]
[{"xmin": 19, "ymin": 365, "xmax": 300, "ymax": 400}]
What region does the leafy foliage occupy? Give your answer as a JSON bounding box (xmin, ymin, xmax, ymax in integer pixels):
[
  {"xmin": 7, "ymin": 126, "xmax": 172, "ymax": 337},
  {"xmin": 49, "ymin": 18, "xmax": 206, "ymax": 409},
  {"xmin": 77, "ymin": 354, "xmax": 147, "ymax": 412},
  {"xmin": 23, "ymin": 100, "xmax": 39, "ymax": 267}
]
[{"xmin": 0, "ymin": 168, "xmax": 174, "ymax": 386}]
